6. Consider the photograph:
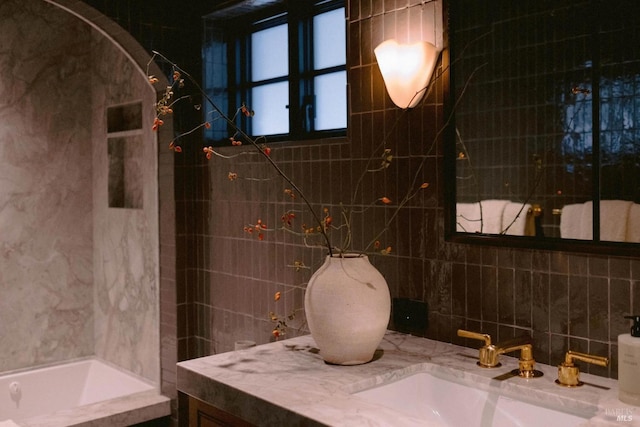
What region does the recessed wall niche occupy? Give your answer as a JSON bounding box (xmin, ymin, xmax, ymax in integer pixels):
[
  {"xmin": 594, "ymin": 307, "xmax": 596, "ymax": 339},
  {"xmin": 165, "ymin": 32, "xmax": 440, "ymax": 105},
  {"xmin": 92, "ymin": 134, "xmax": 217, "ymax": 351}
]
[
  {"xmin": 107, "ymin": 101, "xmax": 142, "ymax": 133},
  {"xmin": 107, "ymin": 102, "xmax": 144, "ymax": 209},
  {"xmin": 108, "ymin": 136, "xmax": 143, "ymax": 209},
  {"xmin": 108, "ymin": 136, "xmax": 142, "ymax": 209}
]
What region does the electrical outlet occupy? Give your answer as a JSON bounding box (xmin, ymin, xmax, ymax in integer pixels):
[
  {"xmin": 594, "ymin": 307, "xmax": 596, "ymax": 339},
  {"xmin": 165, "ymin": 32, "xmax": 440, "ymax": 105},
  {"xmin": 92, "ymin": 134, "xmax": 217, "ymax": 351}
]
[{"xmin": 392, "ymin": 298, "xmax": 428, "ymax": 335}]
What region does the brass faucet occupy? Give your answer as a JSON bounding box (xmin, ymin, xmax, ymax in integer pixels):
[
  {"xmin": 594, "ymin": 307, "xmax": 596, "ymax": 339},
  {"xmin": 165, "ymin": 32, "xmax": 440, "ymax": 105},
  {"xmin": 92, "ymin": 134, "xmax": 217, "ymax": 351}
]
[
  {"xmin": 556, "ymin": 350, "xmax": 609, "ymax": 387},
  {"xmin": 457, "ymin": 329, "xmax": 543, "ymax": 378}
]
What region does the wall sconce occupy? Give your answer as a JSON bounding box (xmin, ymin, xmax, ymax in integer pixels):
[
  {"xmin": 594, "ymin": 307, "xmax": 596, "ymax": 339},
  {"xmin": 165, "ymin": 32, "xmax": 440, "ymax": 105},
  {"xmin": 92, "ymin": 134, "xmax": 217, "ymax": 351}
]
[{"xmin": 374, "ymin": 39, "xmax": 441, "ymax": 109}]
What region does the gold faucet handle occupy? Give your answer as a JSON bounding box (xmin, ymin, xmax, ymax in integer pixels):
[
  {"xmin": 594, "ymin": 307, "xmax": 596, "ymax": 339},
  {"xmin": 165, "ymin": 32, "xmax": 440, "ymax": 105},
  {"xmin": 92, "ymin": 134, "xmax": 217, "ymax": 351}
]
[
  {"xmin": 564, "ymin": 350, "xmax": 609, "ymax": 367},
  {"xmin": 556, "ymin": 350, "xmax": 609, "ymax": 387},
  {"xmin": 457, "ymin": 329, "xmax": 492, "ymax": 346}
]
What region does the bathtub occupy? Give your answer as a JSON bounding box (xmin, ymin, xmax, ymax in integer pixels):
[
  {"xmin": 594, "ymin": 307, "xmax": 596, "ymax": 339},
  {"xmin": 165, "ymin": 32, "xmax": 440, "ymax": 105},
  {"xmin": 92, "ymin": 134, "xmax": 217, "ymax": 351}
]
[{"xmin": 0, "ymin": 358, "xmax": 170, "ymax": 427}]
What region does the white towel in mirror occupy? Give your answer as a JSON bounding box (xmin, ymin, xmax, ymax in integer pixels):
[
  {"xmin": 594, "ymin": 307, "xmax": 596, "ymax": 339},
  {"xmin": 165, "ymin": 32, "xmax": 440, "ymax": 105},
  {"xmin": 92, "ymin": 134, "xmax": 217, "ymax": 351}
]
[
  {"xmin": 478, "ymin": 199, "xmax": 509, "ymax": 234},
  {"xmin": 599, "ymin": 200, "xmax": 632, "ymax": 241},
  {"xmin": 458, "ymin": 200, "xmax": 518, "ymax": 234},
  {"xmin": 456, "ymin": 202, "xmax": 481, "ymax": 233},
  {"xmin": 559, "ymin": 203, "xmax": 585, "ymax": 239},
  {"xmin": 561, "ymin": 200, "xmax": 633, "ymax": 241},
  {"xmin": 501, "ymin": 202, "xmax": 533, "ymax": 236},
  {"xmin": 580, "ymin": 201, "xmax": 593, "ymax": 240},
  {"xmin": 627, "ymin": 203, "xmax": 640, "ymax": 243}
]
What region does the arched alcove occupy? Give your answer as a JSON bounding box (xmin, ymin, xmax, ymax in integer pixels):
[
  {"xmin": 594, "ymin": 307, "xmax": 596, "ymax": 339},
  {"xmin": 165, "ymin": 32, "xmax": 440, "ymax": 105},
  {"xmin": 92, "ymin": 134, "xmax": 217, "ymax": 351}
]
[{"xmin": 0, "ymin": 0, "xmax": 174, "ymax": 392}]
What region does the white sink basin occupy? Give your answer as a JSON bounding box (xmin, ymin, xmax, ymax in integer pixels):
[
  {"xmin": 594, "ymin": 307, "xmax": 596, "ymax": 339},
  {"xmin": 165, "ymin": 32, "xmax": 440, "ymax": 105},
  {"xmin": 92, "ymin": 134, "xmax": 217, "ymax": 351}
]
[{"xmin": 354, "ymin": 371, "xmax": 592, "ymax": 426}]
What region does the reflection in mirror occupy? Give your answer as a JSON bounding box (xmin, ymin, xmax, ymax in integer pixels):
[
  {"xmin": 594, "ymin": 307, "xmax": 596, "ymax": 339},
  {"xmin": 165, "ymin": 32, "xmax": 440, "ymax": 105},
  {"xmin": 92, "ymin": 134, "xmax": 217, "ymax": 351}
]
[{"xmin": 449, "ymin": 0, "xmax": 640, "ymax": 247}]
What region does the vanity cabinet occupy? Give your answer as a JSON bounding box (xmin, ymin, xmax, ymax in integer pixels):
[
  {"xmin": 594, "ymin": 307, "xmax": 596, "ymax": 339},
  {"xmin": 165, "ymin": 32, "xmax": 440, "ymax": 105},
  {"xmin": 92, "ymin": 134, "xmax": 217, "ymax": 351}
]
[{"xmin": 188, "ymin": 396, "xmax": 253, "ymax": 427}]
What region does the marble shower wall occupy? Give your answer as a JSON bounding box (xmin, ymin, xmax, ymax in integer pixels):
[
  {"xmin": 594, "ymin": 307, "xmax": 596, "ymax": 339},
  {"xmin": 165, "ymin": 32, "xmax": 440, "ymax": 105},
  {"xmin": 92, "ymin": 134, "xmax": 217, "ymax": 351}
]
[
  {"xmin": 91, "ymin": 27, "xmax": 160, "ymax": 383},
  {"xmin": 0, "ymin": 0, "xmax": 159, "ymax": 383},
  {"xmin": 0, "ymin": 0, "xmax": 94, "ymax": 372}
]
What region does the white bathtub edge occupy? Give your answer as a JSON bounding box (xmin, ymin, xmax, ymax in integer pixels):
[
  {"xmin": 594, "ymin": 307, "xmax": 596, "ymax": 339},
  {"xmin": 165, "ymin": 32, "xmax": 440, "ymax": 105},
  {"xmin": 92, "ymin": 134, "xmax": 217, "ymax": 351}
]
[
  {"xmin": 15, "ymin": 390, "xmax": 170, "ymax": 427},
  {"xmin": 0, "ymin": 356, "xmax": 156, "ymax": 389}
]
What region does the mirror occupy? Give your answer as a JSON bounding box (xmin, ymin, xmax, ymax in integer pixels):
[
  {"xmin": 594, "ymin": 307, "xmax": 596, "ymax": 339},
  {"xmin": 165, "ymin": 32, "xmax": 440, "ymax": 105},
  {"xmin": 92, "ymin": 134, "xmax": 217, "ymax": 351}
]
[{"xmin": 445, "ymin": 0, "xmax": 640, "ymax": 254}]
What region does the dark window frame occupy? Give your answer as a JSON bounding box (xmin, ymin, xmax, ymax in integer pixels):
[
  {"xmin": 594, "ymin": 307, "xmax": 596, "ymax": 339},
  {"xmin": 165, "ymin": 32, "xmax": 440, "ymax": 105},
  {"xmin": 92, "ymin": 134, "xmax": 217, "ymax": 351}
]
[{"xmin": 203, "ymin": 0, "xmax": 346, "ymax": 145}]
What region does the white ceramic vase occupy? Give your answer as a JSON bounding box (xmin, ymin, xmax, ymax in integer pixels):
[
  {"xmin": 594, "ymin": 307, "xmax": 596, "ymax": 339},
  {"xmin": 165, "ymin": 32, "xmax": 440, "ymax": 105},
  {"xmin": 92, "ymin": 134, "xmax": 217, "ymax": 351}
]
[{"xmin": 304, "ymin": 254, "xmax": 391, "ymax": 365}]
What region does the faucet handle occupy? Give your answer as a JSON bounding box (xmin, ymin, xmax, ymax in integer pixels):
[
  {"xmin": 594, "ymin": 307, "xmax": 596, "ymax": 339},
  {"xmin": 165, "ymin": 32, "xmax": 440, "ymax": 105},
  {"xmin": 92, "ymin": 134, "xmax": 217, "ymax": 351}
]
[
  {"xmin": 556, "ymin": 350, "xmax": 609, "ymax": 387},
  {"xmin": 457, "ymin": 329, "xmax": 492, "ymax": 346},
  {"xmin": 457, "ymin": 329, "xmax": 500, "ymax": 368}
]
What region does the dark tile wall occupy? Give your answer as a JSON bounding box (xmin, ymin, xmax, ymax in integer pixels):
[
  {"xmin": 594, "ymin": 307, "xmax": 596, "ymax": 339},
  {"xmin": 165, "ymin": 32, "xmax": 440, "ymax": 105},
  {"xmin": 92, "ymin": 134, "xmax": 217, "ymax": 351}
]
[
  {"xmin": 188, "ymin": 0, "xmax": 447, "ymax": 356},
  {"xmin": 194, "ymin": 0, "xmax": 640, "ymax": 381}
]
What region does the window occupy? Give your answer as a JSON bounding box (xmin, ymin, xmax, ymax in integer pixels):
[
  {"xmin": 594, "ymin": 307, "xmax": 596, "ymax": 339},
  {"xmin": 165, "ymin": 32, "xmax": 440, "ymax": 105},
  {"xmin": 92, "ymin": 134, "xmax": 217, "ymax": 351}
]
[
  {"xmin": 250, "ymin": 23, "xmax": 290, "ymax": 135},
  {"xmin": 203, "ymin": 0, "xmax": 346, "ymax": 144},
  {"xmin": 312, "ymin": 8, "xmax": 347, "ymax": 131}
]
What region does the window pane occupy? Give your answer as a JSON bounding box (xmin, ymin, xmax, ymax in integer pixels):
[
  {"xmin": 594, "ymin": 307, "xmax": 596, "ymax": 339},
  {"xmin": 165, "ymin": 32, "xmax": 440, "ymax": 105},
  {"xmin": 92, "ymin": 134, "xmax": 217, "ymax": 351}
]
[
  {"xmin": 314, "ymin": 71, "xmax": 346, "ymax": 130},
  {"xmin": 252, "ymin": 24, "xmax": 289, "ymax": 81},
  {"xmin": 313, "ymin": 8, "xmax": 346, "ymax": 70},
  {"xmin": 252, "ymin": 82, "xmax": 289, "ymax": 135}
]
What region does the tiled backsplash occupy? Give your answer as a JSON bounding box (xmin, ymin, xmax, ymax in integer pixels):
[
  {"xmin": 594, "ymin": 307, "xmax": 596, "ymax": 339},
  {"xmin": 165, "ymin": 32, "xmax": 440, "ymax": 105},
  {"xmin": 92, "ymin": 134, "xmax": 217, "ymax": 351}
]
[{"xmin": 449, "ymin": 247, "xmax": 640, "ymax": 378}]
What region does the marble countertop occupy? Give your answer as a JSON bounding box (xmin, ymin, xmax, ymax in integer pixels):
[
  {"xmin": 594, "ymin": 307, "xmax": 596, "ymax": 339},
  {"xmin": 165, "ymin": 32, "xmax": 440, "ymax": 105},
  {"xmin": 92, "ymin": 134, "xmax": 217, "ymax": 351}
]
[{"xmin": 177, "ymin": 332, "xmax": 638, "ymax": 426}]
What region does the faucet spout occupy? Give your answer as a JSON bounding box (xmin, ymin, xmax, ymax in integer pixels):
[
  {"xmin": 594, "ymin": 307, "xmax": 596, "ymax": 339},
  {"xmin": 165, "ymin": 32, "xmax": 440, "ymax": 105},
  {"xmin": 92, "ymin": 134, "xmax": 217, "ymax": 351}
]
[
  {"xmin": 495, "ymin": 336, "xmax": 533, "ymax": 357},
  {"xmin": 477, "ymin": 336, "xmax": 531, "ymax": 368},
  {"xmin": 492, "ymin": 336, "xmax": 542, "ymax": 378},
  {"xmin": 456, "ymin": 329, "xmax": 542, "ymax": 378}
]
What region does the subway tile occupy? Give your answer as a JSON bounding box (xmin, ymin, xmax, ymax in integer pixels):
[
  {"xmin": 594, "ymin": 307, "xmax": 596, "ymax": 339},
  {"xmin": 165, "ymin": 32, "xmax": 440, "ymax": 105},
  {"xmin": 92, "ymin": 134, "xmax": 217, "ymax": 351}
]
[
  {"xmin": 531, "ymin": 330, "xmax": 550, "ymax": 365},
  {"xmin": 349, "ymin": 0, "xmax": 360, "ymax": 21},
  {"xmin": 611, "ymin": 343, "xmax": 619, "ymax": 380},
  {"xmin": 589, "ymin": 257, "xmax": 609, "ymax": 277},
  {"xmin": 549, "ymin": 274, "xmax": 569, "ymax": 335},
  {"xmin": 610, "ymin": 257, "xmax": 631, "ymax": 279},
  {"xmin": 480, "ymin": 267, "xmax": 498, "ymax": 322},
  {"xmin": 588, "ymin": 341, "xmax": 610, "ymax": 377},
  {"xmin": 480, "ymin": 322, "xmax": 498, "ymax": 342},
  {"xmin": 633, "ymin": 280, "xmax": 640, "ymax": 314},
  {"xmin": 497, "ymin": 248, "xmax": 514, "ymax": 269},
  {"xmin": 466, "ymin": 264, "xmax": 482, "ymax": 320},
  {"xmin": 569, "ymin": 255, "xmax": 589, "ymax": 276},
  {"xmin": 569, "ymin": 275, "xmax": 589, "ymax": 338},
  {"xmin": 514, "ymin": 269, "xmax": 532, "ymax": 328},
  {"xmin": 631, "ymin": 259, "xmax": 640, "ymax": 280},
  {"xmin": 549, "ymin": 252, "xmax": 569, "ymax": 274},
  {"xmin": 466, "ymin": 246, "xmax": 482, "ymax": 265},
  {"xmin": 549, "ymin": 334, "xmax": 569, "ymax": 367},
  {"xmin": 514, "ymin": 250, "xmax": 532, "ymax": 270},
  {"xmin": 481, "ymin": 246, "xmax": 497, "ymax": 266},
  {"xmin": 531, "ymin": 272, "xmax": 550, "ymax": 333},
  {"xmin": 451, "ymin": 263, "xmax": 466, "ymax": 316},
  {"xmin": 588, "ymin": 277, "xmax": 609, "ymax": 342},
  {"xmin": 497, "ymin": 324, "xmax": 515, "ymax": 342},
  {"xmin": 611, "ymin": 278, "xmax": 632, "ymax": 337},
  {"xmin": 360, "ymin": 0, "xmax": 372, "ymax": 19},
  {"xmin": 532, "ymin": 251, "xmax": 549, "ymax": 272},
  {"xmin": 497, "ymin": 267, "xmax": 515, "ymax": 324}
]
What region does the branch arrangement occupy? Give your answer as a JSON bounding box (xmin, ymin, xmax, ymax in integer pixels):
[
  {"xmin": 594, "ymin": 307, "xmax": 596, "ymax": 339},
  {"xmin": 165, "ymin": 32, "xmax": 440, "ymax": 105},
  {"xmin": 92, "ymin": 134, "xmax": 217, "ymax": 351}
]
[{"xmin": 147, "ymin": 51, "xmax": 443, "ymax": 259}]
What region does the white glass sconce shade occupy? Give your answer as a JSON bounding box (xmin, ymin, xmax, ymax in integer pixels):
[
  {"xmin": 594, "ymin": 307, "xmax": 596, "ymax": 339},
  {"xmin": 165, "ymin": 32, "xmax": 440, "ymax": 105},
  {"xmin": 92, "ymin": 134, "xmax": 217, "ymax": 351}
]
[{"xmin": 374, "ymin": 39, "xmax": 440, "ymax": 109}]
